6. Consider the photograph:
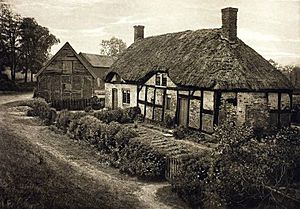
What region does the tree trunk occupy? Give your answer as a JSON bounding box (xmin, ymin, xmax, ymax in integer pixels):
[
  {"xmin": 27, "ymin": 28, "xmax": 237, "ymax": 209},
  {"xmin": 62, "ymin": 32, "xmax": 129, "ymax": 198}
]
[
  {"xmin": 31, "ymin": 71, "xmax": 33, "ymax": 82},
  {"xmin": 24, "ymin": 68, "xmax": 28, "ymax": 83}
]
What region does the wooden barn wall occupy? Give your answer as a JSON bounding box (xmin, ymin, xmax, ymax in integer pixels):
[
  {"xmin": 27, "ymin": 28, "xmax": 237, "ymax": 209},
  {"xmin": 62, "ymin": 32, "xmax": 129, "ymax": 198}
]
[{"xmin": 37, "ymin": 46, "xmax": 94, "ymax": 101}]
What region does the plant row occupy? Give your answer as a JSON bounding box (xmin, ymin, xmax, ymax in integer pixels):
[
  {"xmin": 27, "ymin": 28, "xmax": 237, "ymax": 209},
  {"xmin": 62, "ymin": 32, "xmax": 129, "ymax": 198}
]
[{"xmin": 23, "ymin": 98, "xmax": 165, "ymax": 179}]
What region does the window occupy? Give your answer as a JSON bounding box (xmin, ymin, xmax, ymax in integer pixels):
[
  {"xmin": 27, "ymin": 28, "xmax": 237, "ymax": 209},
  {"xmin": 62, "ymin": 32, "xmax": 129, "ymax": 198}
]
[
  {"xmin": 62, "ymin": 61, "xmax": 72, "ymax": 74},
  {"xmin": 166, "ymin": 96, "xmax": 171, "ymax": 110},
  {"xmin": 122, "ymin": 89, "xmax": 130, "ymax": 104},
  {"xmin": 162, "ymin": 74, "xmax": 167, "ymax": 86},
  {"xmin": 155, "ymin": 74, "xmax": 161, "ymax": 85},
  {"xmin": 62, "ymin": 83, "xmax": 71, "ymax": 91}
]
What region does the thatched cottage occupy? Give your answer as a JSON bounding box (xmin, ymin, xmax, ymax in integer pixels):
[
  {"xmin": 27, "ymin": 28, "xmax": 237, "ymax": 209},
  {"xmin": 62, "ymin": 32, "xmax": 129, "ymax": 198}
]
[
  {"xmin": 104, "ymin": 7, "xmax": 293, "ymax": 133},
  {"xmin": 36, "ymin": 42, "xmax": 113, "ymax": 101}
]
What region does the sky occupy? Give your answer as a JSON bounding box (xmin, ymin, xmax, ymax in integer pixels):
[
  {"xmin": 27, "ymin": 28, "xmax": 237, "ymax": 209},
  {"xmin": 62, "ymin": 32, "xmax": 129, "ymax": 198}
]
[{"xmin": 6, "ymin": 0, "xmax": 300, "ymax": 66}]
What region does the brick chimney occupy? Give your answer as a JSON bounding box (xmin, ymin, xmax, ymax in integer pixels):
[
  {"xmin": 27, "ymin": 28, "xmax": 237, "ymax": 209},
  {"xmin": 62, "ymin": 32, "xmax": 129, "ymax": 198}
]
[
  {"xmin": 221, "ymin": 7, "xmax": 238, "ymax": 42},
  {"xmin": 134, "ymin": 25, "xmax": 144, "ymax": 42}
]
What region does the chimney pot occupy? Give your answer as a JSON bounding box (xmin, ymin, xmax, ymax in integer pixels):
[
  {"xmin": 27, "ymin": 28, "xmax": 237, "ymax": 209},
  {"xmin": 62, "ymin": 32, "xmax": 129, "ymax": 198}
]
[
  {"xmin": 134, "ymin": 25, "xmax": 144, "ymax": 42},
  {"xmin": 221, "ymin": 7, "xmax": 238, "ymax": 42}
]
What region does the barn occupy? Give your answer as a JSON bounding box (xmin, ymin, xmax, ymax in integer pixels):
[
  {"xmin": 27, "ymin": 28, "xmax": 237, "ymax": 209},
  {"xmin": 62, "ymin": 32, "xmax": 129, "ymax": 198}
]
[
  {"xmin": 104, "ymin": 7, "xmax": 293, "ymax": 133},
  {"xmin": 36, "ymin": 42, "xmax": 113, "ymax": 101}
]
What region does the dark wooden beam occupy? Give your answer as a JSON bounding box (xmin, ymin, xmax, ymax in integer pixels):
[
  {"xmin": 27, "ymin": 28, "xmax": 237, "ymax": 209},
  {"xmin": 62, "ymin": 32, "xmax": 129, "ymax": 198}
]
[
  {"xmin": 152, "ymin": 87, "xmax": 157, "ymax": 120},
  {"xmin": 213, "ymin": 91, "xmax": 221, "ymax": 126},
  {"xmin": 200, "ymin": 90, "xmax": 204, "ymax": 131},
  {"xmin": 144, "ymin": 86, "xmax": 148, "ymax": 120},
  {"xmin": 161, "ymin": 88, "xmax": 167, "ymax": 122}
]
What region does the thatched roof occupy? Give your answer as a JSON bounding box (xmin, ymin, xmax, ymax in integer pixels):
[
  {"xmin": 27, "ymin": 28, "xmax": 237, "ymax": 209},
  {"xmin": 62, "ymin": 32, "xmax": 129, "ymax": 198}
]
[
  {"xmin": 108, "ymin": 29, "xmax": 292, "ymax": 91},
  {"xmin": 79, "ymin": 53, "xmax": 113, "ymax": 80}
]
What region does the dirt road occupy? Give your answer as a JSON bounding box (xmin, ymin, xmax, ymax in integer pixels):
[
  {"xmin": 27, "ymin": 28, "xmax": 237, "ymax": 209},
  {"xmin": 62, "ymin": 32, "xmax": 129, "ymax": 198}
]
[{"xmin": 0, "ymin": 93, "xmax": 188, "ymax": 209}]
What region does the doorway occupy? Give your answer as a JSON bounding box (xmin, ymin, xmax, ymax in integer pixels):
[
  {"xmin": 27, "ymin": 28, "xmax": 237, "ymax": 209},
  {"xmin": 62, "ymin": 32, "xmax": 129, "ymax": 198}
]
[
  {"xmin": 112, "ymin": 88, "xmax": 118, "ymax": 109},
  {"xmin": 178, "ymin": 97, "xmax": 189, "ymax": 127}
]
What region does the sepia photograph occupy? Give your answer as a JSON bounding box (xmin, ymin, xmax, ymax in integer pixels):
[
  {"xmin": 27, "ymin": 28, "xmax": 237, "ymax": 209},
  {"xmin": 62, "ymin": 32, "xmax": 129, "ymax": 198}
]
[{"xmin": 0, "ymin": 0, "xmax": 300, "ymax": 208}]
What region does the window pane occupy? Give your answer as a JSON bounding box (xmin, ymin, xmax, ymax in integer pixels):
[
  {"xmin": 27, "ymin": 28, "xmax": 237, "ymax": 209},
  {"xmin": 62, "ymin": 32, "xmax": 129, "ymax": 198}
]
[
  {"xmin": 162, "ymin": 74, "xmax": 167, "ymax": 86},
  {"xmin": 155, "ymin": 75, "xmax": 161, "ymax": 85},
  {"xmin": 127, "ymin": 91, "xmax": 130, "ymax": 104},
  {"xmin": 166, "ymin": 97, "xmax": 171, "ymax": 110},
  {"xmin": 63, "ymin": 61, "xmax": 72, "ymax": 74},
  {"xmin": 122, "ymin": 91, "xmax": 126, "ymax": 103}
]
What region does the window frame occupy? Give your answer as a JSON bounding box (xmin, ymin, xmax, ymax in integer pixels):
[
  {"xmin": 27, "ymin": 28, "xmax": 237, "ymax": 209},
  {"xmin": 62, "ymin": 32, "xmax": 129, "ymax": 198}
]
[{"xmin": 122, "ymin": 89, "xmax": 130, "ymax": 104}]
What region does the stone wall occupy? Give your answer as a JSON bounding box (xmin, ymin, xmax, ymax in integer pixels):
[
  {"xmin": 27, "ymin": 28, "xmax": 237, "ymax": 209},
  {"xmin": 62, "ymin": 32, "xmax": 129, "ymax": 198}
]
[{"xmin": 219, "ymin": 91, "xmax": 291, "ymax": 129}]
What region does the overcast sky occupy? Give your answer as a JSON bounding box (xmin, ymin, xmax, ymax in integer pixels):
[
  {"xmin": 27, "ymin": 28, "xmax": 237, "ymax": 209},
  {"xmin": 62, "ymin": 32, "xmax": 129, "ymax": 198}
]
[{"xmin": 7, "ymin": 0, "xmax": 300, "ymax": 65}]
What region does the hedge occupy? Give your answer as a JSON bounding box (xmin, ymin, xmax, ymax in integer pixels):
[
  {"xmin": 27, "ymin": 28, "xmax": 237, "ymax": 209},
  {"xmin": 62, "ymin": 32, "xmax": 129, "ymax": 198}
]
[{"xmin": 53, "ymin": 110, "xmax": 165, "ymax": 180}]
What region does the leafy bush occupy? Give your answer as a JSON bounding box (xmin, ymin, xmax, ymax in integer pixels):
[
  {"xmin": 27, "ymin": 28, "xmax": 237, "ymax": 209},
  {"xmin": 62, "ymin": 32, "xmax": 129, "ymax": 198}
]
[
  {"xmin": 84, "ymin": 106, "xmax": 93, "ymax": 113},
  {"xmin": 119, "ymin": 139, "xmax": 166, "ymax": 179},
  {"xmin": 173, "ymin": 126, "xmax": 190, "ymax": 139},
  {"xmin": 93, "ymin": 107, "xmax": 141, "ymax": 124},
  {"xmin": 171, "ymin": 154, "xmax": 213, "ymax": 208},
  {"xmin": 55, "ymin": 110, "xmax": 74, "ymax": 132},
  {"xmin": 26, "ymin": 98, "xmax": 55, "ymax": 124},
  {"xmin": 172, "ymin": 121, "xmax": 300, "ymax": 209},
  {"xmin": 165, "ymin": 114, "xmax": 175, "ymax": 128},
  {"xmin": 91, "ymin": 96, "xmax": 105, "ymax": 110},
  {"xmin": 0, "ymin": 74, "xmax": 18, "ymax": 91}
]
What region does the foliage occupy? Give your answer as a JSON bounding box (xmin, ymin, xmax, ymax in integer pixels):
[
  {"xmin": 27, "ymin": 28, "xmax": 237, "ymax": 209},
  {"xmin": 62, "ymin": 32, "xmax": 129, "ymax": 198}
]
[
  {"xmin": 0, "ymin": 74, "xmax": 18, "ymax": 91},
  {"xmin": 93, "ymin": 107, "xmax": 141, "ymax": 124},
  {"xmin": 19, "ymin": 17, "xmax": 59, "ymax": 82},
  {"xmin": 53, "ymin": 110, "xmax": 165, "ymax": 179},
  {"xmin": 0, "ymin": 2, "xmax": 59, "ymax": 81},
  {"xmin": 119, "ymin": 139, "xmax": 166, "ymax": 179},
  {"xmin": 171, "ymin": 154, "xmax": 214, "ymax": 208},
  {"xmin": 173, "ymin": 125, "xmax": 190, "ymax": 139},
  {"xmin": 26, "ymin": 98, "xmax": 54, "ymax": 124},
  {"xmin": 100, "ymin": 37, "xmax": 127, "ymax": 59},
  {"xmin": 172, "ymin": 121, "xmax": 300, "ymax": 209},
  {"xmin": 55, "ymin": 110, "xmax": 74, "ymax": 132},
  {"xmin": 164, "ymin": 114, "xmax": 175, "ymax": 128},
  {"xmin": 91, "ymin": 96, "xmax": 104, "ymax": 110}
]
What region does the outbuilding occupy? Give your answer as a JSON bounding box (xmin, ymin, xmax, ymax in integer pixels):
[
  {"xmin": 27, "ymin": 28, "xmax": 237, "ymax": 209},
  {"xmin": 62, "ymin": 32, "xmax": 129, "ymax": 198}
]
[{"xmin": 36, "ymin": 42, "xmax": 113, "ymax": 101}]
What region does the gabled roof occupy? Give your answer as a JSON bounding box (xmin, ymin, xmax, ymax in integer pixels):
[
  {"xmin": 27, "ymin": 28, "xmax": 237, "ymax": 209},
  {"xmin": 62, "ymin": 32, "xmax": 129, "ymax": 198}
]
[
  {"xmin": 36, "ymin": 42, "xmax": 97, "ymax": 78},
  {"xmin": 79, "ymin": 53, "xmax": 113, "ymax": 68},
  {"xmin": 108, "ymin": 29, "xmax": 292, "ymax": 91},
  {"xmin": 79, "ymin": 53, "xmax": 113, "ymax": 80}
]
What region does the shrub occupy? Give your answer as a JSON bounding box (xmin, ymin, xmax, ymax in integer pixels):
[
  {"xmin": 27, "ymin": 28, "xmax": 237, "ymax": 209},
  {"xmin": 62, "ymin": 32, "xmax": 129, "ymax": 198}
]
[
  {"xmin": 55, "ymin": 110, "xmax": 74, "ymax": 132},
  {"xmin": 171, "ymin": 154, "xmax": 213, "ymax": 208},
  {"xmin": 93, "ymin": 107, "xmax": 141, "ymax": 124},
  {"xmin": 165, "ymin": 114, "xmax": 175, "ymax": 128},
  {"xmin": 73, "ymin": 115, "xmax": 103, "ymax": 144},
  {"xmin": 171, "ymin": 121, "xmax": 300, "ymax": 209},
  {"xmin": 119, "ymin": 139, "xmax": 166, "ymax": 179},
  {"xmin": 173, "ymin": 125, "xmax": 189, "ymax": 139},
  {"xmin": 26, "ymin": 98, "xmax": 54, "ymax": 124},
  {"xmin": 84, "ymin": 106, "xmax": 93, "ymax": 113},
  {"xmin": 91, "ymin": 96, "xmax": 104, "ymax": 110}
]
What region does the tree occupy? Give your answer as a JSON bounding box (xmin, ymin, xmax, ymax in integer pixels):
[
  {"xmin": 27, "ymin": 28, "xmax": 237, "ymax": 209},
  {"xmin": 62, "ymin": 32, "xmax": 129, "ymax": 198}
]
[
  {"xmin": 269, "ymin": 59, "xmax": 295, "ymax": 80},
  {"xmin": 19, "ymin": 17, "xmax": 59, "ymax": 82},
  {"xmin": 0, "ymin": 2, "xmax": 22, "ymax": 80},
  {"xmin": 99, "ymin": 37, "xmax": 126, "ymax": 59}
]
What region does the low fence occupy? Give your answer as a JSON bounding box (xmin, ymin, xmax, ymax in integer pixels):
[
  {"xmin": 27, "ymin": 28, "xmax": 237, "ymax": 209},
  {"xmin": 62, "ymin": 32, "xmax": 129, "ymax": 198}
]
[
  {"xmin": 166, "ymin": 157, "xmax": 181, "ymax": 181},
  {"xmin": 50, "ymin": 97, "xmax": 105, "ymax": 111}
]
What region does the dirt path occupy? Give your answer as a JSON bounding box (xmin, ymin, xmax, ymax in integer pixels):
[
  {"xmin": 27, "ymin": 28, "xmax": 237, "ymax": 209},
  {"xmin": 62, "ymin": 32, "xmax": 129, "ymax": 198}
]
[{"xmin": 0, "ymin": 93, "xmax": 188, "ymax": 209}]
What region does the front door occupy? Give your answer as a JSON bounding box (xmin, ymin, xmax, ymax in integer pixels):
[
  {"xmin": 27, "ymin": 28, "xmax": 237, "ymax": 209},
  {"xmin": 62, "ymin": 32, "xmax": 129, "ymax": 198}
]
[
  {"xmin": 178, "ymin": 97, "xmax": 189, "ymax": 127},
  {"xmin": 112, "ymin": 88, "xmax": 118, "ymax": 109}
]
